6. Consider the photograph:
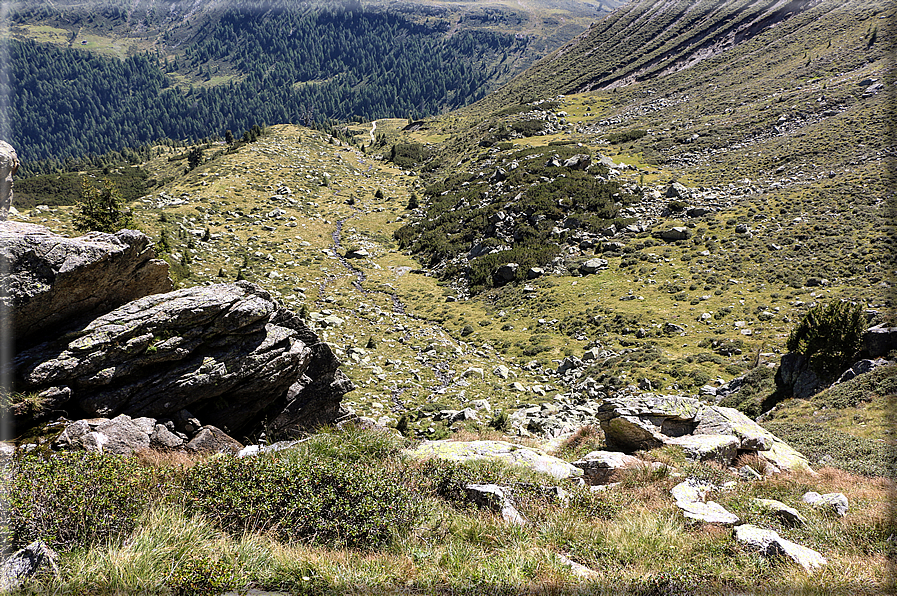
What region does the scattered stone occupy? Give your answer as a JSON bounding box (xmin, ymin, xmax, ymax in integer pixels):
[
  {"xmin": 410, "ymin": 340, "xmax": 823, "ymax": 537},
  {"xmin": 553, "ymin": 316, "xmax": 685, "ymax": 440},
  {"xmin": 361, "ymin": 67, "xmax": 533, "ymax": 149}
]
[
  {"xmin": 665, "ymin": 182, "xmax": 689, "ymax": 198},
  {"xmin": 186, "ymin": 425, "xmax": 244, "ymax": 454},
  {"xmin": 579, "ymin": 258, "xmax": 608, "ymax": 274},
  {"xmin": 94, "ymin": 414, "xmax": 152, "ymax": 455},
  {"xmin": 493, "ymin": 365, "xmax": 512, "ymax": 379},
  {"xmin": 554, "ymin": 553, "xmax": 600, "ymax": 580},
  {"xmin": 345, "ymin": 247, "xmax": 370, "ymax": 259},
  {"xmin": 0, "ymin": 540, "xmax": 58, "ymax": 593},
  {"xmin": 836, "ymin": 358, "xmax": 891, "ymax": 384},
  {"xmin": 494, "ymin": 263, "xmax": 519, "ymax": 284},
  {"xmin": 752, "ymin": 498, "xmax": 806, "ymax": 527},
  {"xmin": 802, "ymin": 492, "xmax": 848, "ymax": 516},
  {"xmin": 461, "ymin": 367, "xmax": 485, "ymax": 379},
  {"xmin": 465, "ymin": 483, "xmax": 526, "ymax": 525},
  {"xmin": 733, "ymin": 524, "xmax": 826, "ymax": 572},
  {"xmin": 405, "ymin": 440, "xmax": 584, "ymax": 480},
  {"xmin": 660, "ymin": 227, "xmax": 690, "ymax": 241},
  {"xmin": 671, "ymin": 478, "xmax": 739, "ymax": 524}
]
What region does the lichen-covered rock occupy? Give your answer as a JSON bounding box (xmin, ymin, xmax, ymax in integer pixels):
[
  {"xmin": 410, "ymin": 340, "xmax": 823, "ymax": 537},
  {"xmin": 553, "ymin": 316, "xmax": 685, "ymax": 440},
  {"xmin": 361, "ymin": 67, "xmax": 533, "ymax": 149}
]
[
  {"xmin": 404, "ymin": 440, "xmax": 583, "ymax": 480},
  {"xmin": 595, "ymin": 394, "xmax": 813, "ymax": 472},
  {"xmin": 0, "ymin": 221, "xmax": 172, "ymax": 347}
]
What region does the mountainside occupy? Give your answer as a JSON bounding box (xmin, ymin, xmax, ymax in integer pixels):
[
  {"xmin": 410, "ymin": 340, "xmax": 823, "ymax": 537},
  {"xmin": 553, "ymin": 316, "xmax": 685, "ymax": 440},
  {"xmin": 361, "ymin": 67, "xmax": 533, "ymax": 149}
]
[
  {"xmin": 4, "ymin": 0, "xmax": 895, "ymax": 591},
  {"xmin": 8, "ymin": 0, "xmax": 621, "ymax": 166}
]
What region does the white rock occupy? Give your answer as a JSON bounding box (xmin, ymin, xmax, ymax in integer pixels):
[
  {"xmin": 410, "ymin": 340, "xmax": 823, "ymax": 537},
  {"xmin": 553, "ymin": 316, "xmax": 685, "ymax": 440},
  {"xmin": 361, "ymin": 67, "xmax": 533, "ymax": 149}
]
[{"xmin": 734, "ymin": 524, "xmax": 826, "ymax": 572}]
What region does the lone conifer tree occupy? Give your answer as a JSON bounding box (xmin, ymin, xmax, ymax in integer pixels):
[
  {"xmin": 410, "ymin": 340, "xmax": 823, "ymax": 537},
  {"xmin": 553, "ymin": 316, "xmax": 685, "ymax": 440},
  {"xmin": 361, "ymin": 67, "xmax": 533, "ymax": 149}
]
[{"xmin": 73, "ymin": 177, "xmax": 135, "ymax": 233}]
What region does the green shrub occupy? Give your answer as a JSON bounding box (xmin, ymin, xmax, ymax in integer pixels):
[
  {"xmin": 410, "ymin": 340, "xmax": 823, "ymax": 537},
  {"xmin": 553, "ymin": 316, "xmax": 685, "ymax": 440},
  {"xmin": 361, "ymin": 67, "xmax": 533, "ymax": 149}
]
[
  {"xmin": 786, "ymin": 300, "xmax": 867, "ymax": 376},
  {"xmin": 2, "ymin": 452, "xmax": 155, "ymax": 550},
  {"xmin": 763, "ymin": 422, "xmax": 896, "ymax": 477},
  {"xmin": 813, "ymin": 364, "xmax": 897, "ymax": 409},
  {"xmin": 718, "ymin": 366, "xmax": 778, "ymax": 417},
  {"xmin": 607, "ymin": 129, "xmax": 647, "ymax": 144},
  {"xmin": 182, "ymin": 453, "xmax": 416, "ymax": 549}
]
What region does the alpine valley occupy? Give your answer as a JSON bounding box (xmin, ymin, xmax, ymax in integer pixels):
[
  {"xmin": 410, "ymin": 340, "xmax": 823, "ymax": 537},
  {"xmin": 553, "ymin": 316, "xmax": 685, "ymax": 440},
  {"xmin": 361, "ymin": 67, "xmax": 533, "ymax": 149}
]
[{"xmin": 1, "ymin": 0, "xmax": 894, "ymax": 594}]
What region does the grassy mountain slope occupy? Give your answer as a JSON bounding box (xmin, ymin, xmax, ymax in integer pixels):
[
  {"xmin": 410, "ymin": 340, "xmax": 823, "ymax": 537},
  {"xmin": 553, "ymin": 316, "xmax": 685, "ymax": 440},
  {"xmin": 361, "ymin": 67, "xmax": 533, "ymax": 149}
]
[{"xmin": 8, "ymin": 0, "xmax": 895, "ymax": 591}]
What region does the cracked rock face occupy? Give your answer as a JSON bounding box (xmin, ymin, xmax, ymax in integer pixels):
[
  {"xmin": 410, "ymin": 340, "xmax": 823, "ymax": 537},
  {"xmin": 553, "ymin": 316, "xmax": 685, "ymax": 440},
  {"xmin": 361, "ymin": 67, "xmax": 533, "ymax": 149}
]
[
  {"xmin": 12, "ymin": 279, "xmax": 352, "ymax": 439},
  {"xmin": 0, "ymin": 221, "xmax": 173, "ymax": 347}
]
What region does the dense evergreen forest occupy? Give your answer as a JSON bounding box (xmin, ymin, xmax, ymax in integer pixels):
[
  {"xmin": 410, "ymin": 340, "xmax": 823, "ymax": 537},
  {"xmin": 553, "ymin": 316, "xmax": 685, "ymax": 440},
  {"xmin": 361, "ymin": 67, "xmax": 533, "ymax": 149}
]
[{"xmin": 7, "ymin": 7, "xmax": 524, "ymax": 164}]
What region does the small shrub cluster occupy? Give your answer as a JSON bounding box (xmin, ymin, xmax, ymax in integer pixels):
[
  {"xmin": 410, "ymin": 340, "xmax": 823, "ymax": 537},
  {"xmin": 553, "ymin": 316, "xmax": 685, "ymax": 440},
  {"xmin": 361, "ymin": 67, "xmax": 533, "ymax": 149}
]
[
  {"xmin": 2, "ymin": 452, "xmax": 155, "ymax": 550},
  {"xmin": 786, "ymin": 300, "xmax": 866, "ymax": 376},
  {"xmin": 182, "ymin": 452, "xmax": 416, "ymax": 549}
]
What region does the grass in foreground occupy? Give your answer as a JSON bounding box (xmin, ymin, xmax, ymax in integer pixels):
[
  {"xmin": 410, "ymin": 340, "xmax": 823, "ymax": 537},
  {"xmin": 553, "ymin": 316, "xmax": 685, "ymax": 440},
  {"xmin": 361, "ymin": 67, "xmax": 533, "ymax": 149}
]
[{"xmin": 3, "ymin": 427, "xmax": 894, "ymax": 595}]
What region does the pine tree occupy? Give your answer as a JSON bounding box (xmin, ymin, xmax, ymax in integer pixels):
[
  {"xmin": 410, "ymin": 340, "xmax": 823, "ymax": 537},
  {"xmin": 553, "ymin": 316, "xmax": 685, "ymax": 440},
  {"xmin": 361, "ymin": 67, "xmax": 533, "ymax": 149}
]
[{"xmin": 73, "ymin": 177, "xmax": 136, "ymax": 233}]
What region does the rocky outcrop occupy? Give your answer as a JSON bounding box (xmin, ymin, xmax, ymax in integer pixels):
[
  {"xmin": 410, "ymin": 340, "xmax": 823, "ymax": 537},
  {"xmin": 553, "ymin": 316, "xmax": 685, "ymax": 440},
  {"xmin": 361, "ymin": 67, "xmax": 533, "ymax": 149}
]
[
  {"xmin": 7, "ymin": 223, "xmax": 351, "ymax": 441},
  {"xmin": 13, "ymin": 281, "xmax": 350, "ymax": 438},
  {"xmin": 774, "ymin": 352, "xmax": 822, "ymax": 398},
  {"xmin": 0, "ymin": 141, "xmax": 19, "ymax": 221},
  {"xmin": 1, "ymin": 221, "xmax": 172, "ymax": 347},
  {"xmin": 595, "ymin": 394, "xmax": 812, "ymax": 473}
]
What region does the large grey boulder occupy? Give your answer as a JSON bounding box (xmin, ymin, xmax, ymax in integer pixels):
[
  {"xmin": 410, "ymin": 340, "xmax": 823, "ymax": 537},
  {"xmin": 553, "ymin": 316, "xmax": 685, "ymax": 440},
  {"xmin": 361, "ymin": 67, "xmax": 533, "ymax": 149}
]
[
  {"xmin": 0, "ymin": 221, "xmax": 172, "ymax": 347},
  {"xmin": 0, "ymin": 540, "xmax": 58, "ymax": 593},
  {"xmin": 733, "ymin": 524, "xmax": 826, "ymax": 572},
  {"xmin": 0, "ymin": 140, "xmax": 19, "ymax": 221},
  {"xmin": 596, "ymin": 395, "xmax": 812, "ymax": 472},
  {"xmin": 13, "ymin": 281, "xmax": 352, "ymax": 438}
]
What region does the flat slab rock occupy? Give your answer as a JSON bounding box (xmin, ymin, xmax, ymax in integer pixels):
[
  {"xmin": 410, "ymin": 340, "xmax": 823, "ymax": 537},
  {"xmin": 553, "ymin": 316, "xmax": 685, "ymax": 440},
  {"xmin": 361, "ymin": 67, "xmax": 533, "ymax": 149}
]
[
  {"xmin": 0, "ymin": 221, "xmax": 172, "ymax": 346},
  {"xmin": 405, "ymin": 440, "xmax": 583, "ymax": 480},
  {"xmin": 734, "ymin": 524, "xmax": 827, "ymax": 572}
]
